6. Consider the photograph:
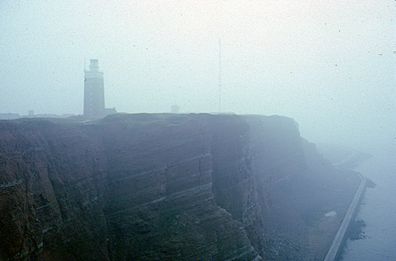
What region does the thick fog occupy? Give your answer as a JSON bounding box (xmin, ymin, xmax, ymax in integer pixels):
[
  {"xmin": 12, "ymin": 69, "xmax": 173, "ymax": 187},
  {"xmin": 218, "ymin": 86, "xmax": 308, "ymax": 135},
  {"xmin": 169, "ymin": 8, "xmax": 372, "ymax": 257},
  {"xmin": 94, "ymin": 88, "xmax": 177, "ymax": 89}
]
[{"xmin": 0, "ymin": 0, "xmax": 395, "ymax": 150}]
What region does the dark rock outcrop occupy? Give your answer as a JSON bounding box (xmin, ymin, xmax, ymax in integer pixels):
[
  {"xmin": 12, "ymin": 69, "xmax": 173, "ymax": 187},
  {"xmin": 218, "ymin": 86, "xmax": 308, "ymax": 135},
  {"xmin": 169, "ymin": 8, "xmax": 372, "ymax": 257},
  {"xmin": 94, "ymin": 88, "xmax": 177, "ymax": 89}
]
[{"xmin": 0, "ymin": 114, "xmax": 359, "ymax": 260}]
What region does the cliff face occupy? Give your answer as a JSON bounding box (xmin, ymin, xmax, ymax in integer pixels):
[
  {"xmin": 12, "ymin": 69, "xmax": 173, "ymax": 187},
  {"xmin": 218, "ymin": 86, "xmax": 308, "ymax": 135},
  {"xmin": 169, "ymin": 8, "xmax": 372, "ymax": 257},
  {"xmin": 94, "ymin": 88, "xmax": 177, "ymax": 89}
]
[{"xmin": 0, "ymin": 114, "xmax": 359, "ymax": 260}]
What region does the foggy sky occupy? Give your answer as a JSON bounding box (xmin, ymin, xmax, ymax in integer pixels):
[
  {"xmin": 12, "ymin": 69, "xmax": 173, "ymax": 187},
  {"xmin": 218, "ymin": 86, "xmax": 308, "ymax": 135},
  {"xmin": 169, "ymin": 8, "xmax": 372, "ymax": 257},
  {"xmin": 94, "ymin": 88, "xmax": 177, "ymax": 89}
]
[{"xmin": 0, "ymin": 0, "xmax": 395, "ymax": 149}]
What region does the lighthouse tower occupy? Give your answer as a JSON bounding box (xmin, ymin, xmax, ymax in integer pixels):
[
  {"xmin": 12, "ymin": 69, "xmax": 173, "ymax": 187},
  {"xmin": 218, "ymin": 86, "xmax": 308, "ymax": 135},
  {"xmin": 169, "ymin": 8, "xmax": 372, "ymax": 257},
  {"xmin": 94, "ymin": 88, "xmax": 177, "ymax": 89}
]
[{"xmin": 83, "ymin": 59, "xmax": 105, "ymax": 118}]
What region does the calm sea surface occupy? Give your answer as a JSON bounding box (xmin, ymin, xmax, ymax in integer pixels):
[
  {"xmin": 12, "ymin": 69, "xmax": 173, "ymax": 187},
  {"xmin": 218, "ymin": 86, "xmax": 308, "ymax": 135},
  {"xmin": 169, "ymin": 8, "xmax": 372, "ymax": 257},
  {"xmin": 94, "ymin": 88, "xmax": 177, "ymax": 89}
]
[{"xmin": 342, "ymin": 146, "xmax": 396, "ymax": 260}]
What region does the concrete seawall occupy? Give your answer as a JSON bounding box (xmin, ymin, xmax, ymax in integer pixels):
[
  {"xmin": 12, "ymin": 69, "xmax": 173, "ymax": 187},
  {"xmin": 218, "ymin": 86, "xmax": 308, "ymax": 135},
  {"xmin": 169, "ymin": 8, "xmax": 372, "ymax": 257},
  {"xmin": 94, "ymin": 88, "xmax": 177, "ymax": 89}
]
[{"xmin": 324, "ymin": 175, "xmax": 367, "ymax": 261}]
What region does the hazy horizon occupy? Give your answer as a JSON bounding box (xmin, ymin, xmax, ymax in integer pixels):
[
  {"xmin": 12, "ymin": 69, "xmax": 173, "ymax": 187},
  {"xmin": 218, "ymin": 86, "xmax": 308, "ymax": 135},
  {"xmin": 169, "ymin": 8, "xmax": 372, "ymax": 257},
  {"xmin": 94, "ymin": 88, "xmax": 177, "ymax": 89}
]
[{"xmin": 1, "ymin": 0, "xmax": 395, "ymax": 150}]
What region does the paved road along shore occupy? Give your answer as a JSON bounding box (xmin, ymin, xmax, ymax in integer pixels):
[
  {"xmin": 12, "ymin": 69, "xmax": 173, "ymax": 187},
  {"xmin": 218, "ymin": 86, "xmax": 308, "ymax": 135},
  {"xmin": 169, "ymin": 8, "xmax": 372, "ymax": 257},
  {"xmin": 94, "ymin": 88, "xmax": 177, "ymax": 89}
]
[{"xmin": 324, "ymin": 175, "xmax": 367, "ymax": 261}]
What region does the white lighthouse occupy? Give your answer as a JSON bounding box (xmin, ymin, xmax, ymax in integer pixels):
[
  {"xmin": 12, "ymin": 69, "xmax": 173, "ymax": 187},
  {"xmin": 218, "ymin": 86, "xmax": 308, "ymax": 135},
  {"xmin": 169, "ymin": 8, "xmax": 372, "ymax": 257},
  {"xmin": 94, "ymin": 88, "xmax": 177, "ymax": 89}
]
[{"xmin": 83, "ymin": 59, "xmax": 105, "ymax": 118}]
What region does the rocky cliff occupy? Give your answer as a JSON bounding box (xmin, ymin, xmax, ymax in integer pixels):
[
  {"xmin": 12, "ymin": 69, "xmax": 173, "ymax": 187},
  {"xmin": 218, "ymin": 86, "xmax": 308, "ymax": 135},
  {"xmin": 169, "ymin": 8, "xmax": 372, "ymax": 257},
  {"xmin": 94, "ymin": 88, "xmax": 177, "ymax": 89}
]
[{"xmin": 0, "ymin": 114, "xmax": 359, "ymax": 260}]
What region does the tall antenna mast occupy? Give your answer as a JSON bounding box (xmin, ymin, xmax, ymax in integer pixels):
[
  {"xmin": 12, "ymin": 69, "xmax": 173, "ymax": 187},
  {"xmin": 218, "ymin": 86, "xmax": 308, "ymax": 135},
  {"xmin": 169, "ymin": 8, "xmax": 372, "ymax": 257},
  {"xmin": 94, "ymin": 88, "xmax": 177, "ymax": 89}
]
[{"xmin": 218, "ymin": 39, "xmax": 222, "ymax": 113}]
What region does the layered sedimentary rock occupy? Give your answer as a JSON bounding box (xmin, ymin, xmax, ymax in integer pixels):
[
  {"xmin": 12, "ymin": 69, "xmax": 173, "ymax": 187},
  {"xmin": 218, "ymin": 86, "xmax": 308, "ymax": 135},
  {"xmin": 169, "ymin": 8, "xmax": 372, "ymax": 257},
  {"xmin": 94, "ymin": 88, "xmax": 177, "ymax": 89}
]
[{"xmin": 0, "ymin": 114, "xmax": 359, "ymax": 260}]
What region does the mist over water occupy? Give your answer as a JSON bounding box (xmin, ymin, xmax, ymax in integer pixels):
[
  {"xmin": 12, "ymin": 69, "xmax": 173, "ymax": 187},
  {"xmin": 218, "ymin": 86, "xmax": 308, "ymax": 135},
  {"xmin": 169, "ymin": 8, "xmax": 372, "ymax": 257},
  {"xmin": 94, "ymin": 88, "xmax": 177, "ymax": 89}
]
[
  {"xmin": 342, "ymin": 145, "xmax": 396, "ymax": 260},
  {"xmin": 1, "ymin": 0, "xmax": 395, "ymax": 149},
  {"xmin": 1, "ymin": 1, "xmax": 396, "ymax": 259}
]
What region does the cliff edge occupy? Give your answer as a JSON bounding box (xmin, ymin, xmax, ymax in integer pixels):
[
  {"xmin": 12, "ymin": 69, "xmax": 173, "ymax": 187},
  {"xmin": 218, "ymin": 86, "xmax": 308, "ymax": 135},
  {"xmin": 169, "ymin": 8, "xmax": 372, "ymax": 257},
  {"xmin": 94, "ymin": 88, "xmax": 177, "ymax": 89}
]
[{"xmin": 0, "ymin": 114, "xmax": 359, "ymax": 260}]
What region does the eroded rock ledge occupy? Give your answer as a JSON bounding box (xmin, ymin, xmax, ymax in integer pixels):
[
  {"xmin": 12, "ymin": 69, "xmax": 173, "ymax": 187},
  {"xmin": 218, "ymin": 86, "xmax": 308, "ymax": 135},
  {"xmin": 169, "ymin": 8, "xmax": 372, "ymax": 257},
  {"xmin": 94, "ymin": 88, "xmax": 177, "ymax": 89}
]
[{"xmin": 0, "ymin": 114, "xmax": 359, "ymax": 260}]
